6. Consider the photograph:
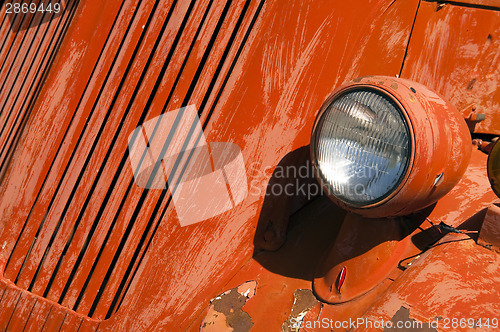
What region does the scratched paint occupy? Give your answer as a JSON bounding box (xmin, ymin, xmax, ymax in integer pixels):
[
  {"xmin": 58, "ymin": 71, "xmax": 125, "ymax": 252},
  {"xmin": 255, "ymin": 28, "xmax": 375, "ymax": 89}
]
[
  {"xmin": 0, "ymin": 0, "xmax": 436, "ymax": 330},
  {"xmin": 401, "ymin": 1, "xmax": 500, "ymax": 135},
  {"xmin": 360, "ymin": 233, "xmax": 500, "ymax": 329}
]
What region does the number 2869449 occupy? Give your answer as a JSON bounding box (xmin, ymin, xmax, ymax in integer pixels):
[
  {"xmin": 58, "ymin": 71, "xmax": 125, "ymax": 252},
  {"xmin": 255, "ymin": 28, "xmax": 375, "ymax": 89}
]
[{"xmin": 5, "ymin": 2, "xmax": 61, "ymax": 14}]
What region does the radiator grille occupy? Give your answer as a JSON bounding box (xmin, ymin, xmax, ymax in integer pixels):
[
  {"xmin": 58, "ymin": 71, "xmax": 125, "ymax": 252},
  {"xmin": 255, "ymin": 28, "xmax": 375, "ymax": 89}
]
[
  {"xmin": 0, "ymin": 0, "xmax": 264, "ymax": 320},
  {"xmin": 0, "ymin": 0, "xmax": 77, "ymax": 175}
]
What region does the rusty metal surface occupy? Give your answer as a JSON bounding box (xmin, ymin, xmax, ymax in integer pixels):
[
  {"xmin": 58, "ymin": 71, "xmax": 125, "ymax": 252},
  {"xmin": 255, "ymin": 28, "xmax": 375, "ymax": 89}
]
[
  {"xmin": 192, "ymin": 151, "xmax": 498, "ymax": 331},
  {"xmin": 401, "ymin": 0, "xmax": 500, "ymax": 135},
  {"xmin": 200, "ymin": 281, "xmax": 256, "ymax": 331}
]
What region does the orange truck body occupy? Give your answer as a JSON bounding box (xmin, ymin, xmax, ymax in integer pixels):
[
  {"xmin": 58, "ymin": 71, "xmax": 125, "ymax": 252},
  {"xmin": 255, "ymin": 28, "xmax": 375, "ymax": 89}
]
[{"xmin": 0, "ymin": 0, "xmax": 499, "ymax": 330}]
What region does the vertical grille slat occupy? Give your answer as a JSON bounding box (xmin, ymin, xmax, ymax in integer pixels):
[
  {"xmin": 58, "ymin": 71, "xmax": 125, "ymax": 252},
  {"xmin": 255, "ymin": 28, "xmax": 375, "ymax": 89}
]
[
  {"xmin": 0, "ymin": 0, "xmax": 264, "ymax": 321},
  {"xmin": 86, "ymin": 0, "xmax": 245, "ymax": 318}
]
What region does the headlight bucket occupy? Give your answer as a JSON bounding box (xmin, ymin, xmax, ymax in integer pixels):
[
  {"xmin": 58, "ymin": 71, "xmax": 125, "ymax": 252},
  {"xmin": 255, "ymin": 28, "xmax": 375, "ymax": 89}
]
[{"xmin": 311, "ymin": 76, "xmax": 471, "ymax": 218}]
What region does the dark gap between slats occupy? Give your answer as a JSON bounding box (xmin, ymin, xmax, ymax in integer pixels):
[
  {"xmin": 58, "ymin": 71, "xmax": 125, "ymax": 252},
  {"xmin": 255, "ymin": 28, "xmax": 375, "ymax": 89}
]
[
  {"xmin": 20, "ymin": 297, "xmax": 38, "ymax": 331},
  {"xmin": 35, "ymin": 0, "xmax": 150, "ymax": 297},
  {"xmin": 87, "ymin": 0, "xmax": 238, "ymax": 317},
  {"xmin": 0, "ymin": 2, "xmax": 31, "ymax": 72},
  {"xmin": 0, "ymin": 0, "xmax": 41, "ymax": 133},
  {"xmin": 29, "ymin": 0, "xmax": 153, "ymax": 296},
  {"xmin": 0, "ymin": 0, "xmax": 60, "ymax": 115},
  {"xmin": 74, "ymin": 0, "xmax": 207, "ymax": 316},
  {"xmin": 5, "ymin": 0, "xmax": 79, "ymax": 277},
  {"xmin": 4, "ymin": 290, "xmax": 23, "ymax": 329},
  {"xmin": 0, "ymin": 0, "xmax": 59, "ymax": 150}
]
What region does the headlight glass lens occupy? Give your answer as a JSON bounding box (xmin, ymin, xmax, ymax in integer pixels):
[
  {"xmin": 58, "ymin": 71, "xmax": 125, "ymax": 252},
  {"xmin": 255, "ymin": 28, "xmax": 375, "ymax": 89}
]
[{"xmin": 314, "ymin": 88, "xmax": 411, "ymax": 206}]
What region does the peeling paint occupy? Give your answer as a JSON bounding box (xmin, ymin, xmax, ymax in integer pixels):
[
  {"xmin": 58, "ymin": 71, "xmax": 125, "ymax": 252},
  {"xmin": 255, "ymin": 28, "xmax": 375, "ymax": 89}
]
[
  {"xmin": 201, "ymin": 281, "xmax": 256, "ymax": 332},
  {"xmin": 384, "ymin": 306, "xmax": 437, "ymax": 331},
  {"xmin": 282, "ymin": 289, "xmax": 320, "ymax": 332}
]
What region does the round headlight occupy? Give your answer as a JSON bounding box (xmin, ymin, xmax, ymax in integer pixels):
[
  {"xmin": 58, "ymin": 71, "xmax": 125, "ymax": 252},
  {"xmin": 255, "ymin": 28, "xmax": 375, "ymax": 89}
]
[
  {"xmin": 313, "ymin": 88, "xmax": 411, "ymax": 206},
  {"xmin": 311, "ymin": 76, "xmax": 471, "ymax": 218}
]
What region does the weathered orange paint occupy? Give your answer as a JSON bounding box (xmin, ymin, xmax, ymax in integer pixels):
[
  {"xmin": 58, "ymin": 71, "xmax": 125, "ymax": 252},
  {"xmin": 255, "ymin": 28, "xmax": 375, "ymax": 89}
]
[
  {"xmin": 0, "ymin": 0, "xmax": 499, "ymax": 331},
  {"xmin": 401, "ymin": 0, "xmax": 500, "ymax": 135},
  {"xmin": 313, "ymin": 214, "xmax": 414, "ymax": 304},
  {"xmin": 357, "ymin": 232, "xmax": 500, "ymax": 331},
  {"xmin": 193, "ymin": 149, "xmax": 497, "ymax": 331}
]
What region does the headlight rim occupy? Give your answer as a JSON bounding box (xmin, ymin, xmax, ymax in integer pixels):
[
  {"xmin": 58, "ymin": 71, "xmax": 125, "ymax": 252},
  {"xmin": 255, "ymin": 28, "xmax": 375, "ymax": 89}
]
[{"xmin": 311, "ymin": 83, "xmax": 416, "ymax": 210}]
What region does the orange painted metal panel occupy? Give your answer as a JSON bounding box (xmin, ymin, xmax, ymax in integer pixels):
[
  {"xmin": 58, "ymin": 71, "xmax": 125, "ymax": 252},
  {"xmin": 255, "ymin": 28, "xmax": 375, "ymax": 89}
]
[
  {"xmin": 401, "ymin": 0, "xmax": 500, "ymax": 135},
  {"xmin": 22, "ymin": 299, "xmax": 52, "ymax": 332},
  {"xmin": 8, "ymin": 0, "xmax": 497, "ymax": 330},
  {"xmin": 357, "ymin": 233, "xmax": 500, "ymax": 331},
  {"xmin": 96, "ymin": 0, "xmax": 420, "ymax": 330},
  {"xmin": 66, "ymin": 0, "xmax": 215, "ymax": 316},
  {"xmin": 0, "ymin": 0, "xmax": 126, "ymax": 276},
  {"xmin": 4, "ymin": 290, "xmax": 37, "ymax": 332},
  {"xmin": 0, "ymin": 0, "xmax": 77, "ymax": 169},
  {"xmin": 0, "ymin": 0, "xmax": 420, "ymax": 328},
  {"xmin": 90, "ymin": 0, "xmax": 253, "ymax": 319},
  {"xmin": 0, "ymin": 286, "xmax": 21, "ymax": 330},
  {"xmin": 23, "ymin": 0, "xmax": 176, "ymax": 303},
  {"xmin": 4, "ymin": 0, "xmax": 149, "ymax": 290}
]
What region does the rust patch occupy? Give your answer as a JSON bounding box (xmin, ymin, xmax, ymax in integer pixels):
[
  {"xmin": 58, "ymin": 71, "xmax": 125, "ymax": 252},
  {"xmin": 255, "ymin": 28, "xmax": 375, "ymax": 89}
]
[
  {"xmin": 282, "ymin": 289, "xmax": 320, "ymax": 332},
  {"xmin": 467, "ymin": 78, "xmax": 476, "ymax": 90},
  {"xmin": 201, "ymin": 281, "xmax": 256, "ymax": 332},
  {"xmin": 408, "ymin": 93, "xmax": 416, "ymax": 103},
  {"xmin": 352, "ymin": 75, "xmax": 374, "ymax": 83},
  {"xmin": 384, "ymin": 306, "xmax": 437, "ymax": 331}
]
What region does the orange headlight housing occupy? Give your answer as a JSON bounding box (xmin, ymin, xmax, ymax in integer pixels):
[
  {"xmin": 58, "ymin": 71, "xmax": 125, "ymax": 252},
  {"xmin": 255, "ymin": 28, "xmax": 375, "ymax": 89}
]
[{"xmin": 311, "ymin": 76, "xmax": 471, "ymax": 218}]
